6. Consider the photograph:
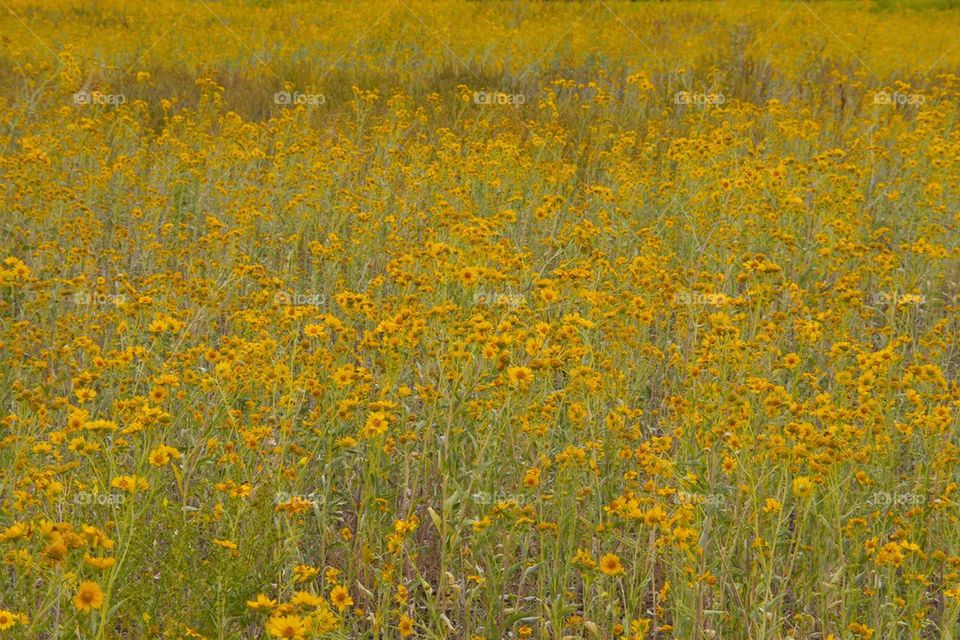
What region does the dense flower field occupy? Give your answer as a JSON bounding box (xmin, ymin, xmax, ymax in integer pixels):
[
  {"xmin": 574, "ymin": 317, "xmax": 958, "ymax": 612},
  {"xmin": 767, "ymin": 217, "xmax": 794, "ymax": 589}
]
[{"xmin": 1, "ymin": 1, "xmax": 960, "ymax": 638}]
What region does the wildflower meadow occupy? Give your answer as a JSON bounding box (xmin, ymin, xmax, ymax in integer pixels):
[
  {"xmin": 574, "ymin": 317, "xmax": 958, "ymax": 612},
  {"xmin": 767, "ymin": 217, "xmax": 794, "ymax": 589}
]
[{"xmin": 1, "ymin": 1, "xmax": 960, "ymax": 638}]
